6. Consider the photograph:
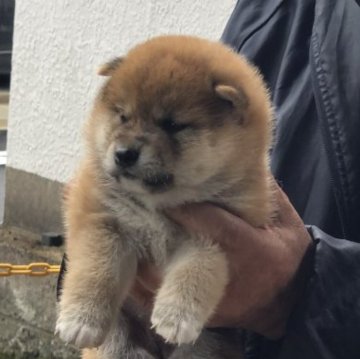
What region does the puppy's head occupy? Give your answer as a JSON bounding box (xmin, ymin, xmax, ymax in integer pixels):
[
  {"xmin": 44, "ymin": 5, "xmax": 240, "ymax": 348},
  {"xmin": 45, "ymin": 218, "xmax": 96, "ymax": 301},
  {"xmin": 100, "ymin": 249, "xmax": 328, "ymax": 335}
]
[{"xmin": 87, "ymin": 36, "xmax": 272, "ymax": 205}]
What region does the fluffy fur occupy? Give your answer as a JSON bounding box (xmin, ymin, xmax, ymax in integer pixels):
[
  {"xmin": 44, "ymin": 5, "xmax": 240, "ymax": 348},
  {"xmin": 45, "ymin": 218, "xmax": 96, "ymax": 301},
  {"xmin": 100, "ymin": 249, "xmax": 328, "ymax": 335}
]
[{"xmin": 56, "ymin": 35, "xmax": 273, "ymax": 359}]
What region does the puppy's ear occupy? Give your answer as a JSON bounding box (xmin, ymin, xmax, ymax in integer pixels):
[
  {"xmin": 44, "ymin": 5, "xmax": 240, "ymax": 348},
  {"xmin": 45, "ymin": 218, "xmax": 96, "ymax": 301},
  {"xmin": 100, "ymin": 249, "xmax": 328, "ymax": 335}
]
[
  {"xmin": 215, "ymin": 85, "xmax": 248, "ymax": 110},
  {"xmin": 97, "ymin": 57, "xmax": 124, "ymax": 76}
]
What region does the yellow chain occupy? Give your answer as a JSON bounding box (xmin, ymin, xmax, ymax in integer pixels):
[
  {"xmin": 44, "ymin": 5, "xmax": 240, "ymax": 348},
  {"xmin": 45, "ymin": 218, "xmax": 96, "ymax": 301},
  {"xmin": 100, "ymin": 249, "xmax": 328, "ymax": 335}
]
[{"xmin": 0, "ymin": 263, "xmax": 61, "ymax": 277}]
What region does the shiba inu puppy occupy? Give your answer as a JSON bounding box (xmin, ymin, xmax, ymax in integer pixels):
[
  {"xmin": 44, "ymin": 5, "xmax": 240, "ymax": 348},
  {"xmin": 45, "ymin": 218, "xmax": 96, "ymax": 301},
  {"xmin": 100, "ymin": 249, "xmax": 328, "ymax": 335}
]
[{"xmin": 56, "ymin": 35, "xmax": 273, "ymax": 358}]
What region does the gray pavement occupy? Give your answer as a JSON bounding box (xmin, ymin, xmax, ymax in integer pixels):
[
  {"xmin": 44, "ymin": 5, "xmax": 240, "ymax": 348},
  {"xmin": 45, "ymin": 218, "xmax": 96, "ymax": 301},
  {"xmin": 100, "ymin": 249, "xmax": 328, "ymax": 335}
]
[{"xmin": 0, "ymin": 227, "xmax": 78, "ymax": 358}]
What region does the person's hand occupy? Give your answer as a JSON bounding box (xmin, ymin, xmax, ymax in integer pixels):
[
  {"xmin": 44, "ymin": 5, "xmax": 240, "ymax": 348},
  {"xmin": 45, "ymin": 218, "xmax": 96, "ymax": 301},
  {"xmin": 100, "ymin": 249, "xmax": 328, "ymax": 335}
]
[{"xmin": 131, "ymin": 183, "xmax": 313, "ymax": 339}]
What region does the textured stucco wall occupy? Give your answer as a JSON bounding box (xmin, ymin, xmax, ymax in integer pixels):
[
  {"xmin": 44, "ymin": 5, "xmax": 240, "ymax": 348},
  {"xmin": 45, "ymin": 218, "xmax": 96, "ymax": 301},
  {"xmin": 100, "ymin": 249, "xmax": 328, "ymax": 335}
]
[{"xmin": 7, "ymin": 0, "xmax": 236, "ymax": 183}]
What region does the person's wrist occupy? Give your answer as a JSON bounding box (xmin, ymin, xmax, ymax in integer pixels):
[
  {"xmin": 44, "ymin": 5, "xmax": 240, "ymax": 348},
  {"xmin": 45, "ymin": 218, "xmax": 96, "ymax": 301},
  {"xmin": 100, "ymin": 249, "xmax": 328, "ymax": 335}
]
[{"xmin": 244, "ymin": 238, "xmax": 316, "ymax": 339}]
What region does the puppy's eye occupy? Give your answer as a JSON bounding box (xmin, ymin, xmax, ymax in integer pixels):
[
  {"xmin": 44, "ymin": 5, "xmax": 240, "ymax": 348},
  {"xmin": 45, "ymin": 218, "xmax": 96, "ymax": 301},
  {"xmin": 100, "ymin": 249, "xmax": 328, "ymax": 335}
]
[
  {"xmin": 113, "ymin": 105, "xmax": 128, "ymax": 124},
  {"xmin": 159, "ymin": 117, "xmax": 189, "ymax": 134},
  {"xmin": 120, "ymin": 114, "xmax": 128, "ymax": 124}
]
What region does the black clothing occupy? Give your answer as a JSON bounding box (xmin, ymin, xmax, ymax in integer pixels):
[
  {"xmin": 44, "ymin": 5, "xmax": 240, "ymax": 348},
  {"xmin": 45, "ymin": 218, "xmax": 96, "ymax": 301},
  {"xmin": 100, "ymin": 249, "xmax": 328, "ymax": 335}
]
[{"xmin": 222, "ymin": 0, "xmax": 360, "ymax": 358}]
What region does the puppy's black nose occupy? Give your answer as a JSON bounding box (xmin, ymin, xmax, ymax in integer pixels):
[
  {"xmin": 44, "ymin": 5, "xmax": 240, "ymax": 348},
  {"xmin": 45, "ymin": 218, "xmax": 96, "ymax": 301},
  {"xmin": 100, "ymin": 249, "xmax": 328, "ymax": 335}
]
[{"xmin": 114, "ymin": 148, "xmax": 140, "ymax": 168}]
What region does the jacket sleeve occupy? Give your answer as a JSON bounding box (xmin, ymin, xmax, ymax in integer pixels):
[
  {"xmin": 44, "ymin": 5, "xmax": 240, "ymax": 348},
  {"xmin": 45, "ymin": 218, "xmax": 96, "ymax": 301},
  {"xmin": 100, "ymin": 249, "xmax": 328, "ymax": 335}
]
[{"xmin": 277, "ymin": 226, "xmax": 360, "ymax": 359}]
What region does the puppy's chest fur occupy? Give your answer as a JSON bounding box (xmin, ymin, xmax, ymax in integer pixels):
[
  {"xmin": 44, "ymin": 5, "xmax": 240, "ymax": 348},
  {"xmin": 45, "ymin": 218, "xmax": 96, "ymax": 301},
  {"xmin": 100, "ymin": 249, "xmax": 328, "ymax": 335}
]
[{"xmin": 103, "ymin": 186, "xmax": 186, "ymax": 265}]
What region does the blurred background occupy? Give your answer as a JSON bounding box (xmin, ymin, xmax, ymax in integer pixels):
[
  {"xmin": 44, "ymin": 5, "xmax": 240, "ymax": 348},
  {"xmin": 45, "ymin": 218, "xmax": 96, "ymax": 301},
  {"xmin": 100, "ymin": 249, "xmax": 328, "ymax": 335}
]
[
  {"xmin": 0, "ymin": 0, "xmax": 13, "ymax": 223},
  {"xmin": 0, "ymin": 1, "xmax": 236, "ymax": 358}
]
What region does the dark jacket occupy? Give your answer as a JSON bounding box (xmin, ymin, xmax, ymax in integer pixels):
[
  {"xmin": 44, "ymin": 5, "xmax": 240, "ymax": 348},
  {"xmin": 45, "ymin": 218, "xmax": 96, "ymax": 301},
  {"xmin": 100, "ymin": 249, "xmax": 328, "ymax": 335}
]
[{"xmin": 222, "ymin": 0, "xmax": 360, "ymax": 358}]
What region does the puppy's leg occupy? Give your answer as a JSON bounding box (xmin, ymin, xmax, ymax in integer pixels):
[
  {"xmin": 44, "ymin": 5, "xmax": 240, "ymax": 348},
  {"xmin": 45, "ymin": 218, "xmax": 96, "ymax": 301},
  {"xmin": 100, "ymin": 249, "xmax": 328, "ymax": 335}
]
[
  {"xmin": 151, "ymin": 242, "xmax": 228, "ymax": 345},
  {"xmin": 98, "ymin": 314, "xmax": 158, "ymax": 359},
  {"xmin": 56, "ymin": 216, "xmax": 137, "ymax": 349}
]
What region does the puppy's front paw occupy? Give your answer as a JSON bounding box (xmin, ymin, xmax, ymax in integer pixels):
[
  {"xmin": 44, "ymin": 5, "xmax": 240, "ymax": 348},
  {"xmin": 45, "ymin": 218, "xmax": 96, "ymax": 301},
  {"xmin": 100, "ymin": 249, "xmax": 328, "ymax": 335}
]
[
  {"xmin": 55, "ymin": 310, "xmax": 108, "ymax": 348},
  {"xmin": 151, "ymin": 303, "xmax": 202, "ymax": 345}
]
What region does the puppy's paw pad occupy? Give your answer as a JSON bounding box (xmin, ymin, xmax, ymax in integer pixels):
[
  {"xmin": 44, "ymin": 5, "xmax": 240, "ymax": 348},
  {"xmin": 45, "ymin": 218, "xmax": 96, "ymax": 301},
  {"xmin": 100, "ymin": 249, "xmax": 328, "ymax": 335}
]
[
  {"xmin": 55, "ymin": 315, "xmax": 106, "ymax": 348},
  {"xmin": 151, "ymin": 307, "xmax": 202, "ymax": 344}
]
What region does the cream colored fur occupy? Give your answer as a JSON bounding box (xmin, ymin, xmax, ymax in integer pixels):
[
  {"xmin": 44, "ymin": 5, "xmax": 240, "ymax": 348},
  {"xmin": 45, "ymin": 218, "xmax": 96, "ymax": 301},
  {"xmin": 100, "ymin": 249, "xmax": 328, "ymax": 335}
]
[{"xmin": 56, "ymin": 35, "xmax": 273, "ymax": 359}]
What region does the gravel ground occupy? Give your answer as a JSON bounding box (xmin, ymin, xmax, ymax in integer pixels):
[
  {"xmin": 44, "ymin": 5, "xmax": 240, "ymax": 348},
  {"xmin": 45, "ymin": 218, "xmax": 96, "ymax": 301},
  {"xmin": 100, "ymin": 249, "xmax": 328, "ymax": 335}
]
[{"xmin": 0, "ymin": 226, "xmax": 78, "ymax": 359}]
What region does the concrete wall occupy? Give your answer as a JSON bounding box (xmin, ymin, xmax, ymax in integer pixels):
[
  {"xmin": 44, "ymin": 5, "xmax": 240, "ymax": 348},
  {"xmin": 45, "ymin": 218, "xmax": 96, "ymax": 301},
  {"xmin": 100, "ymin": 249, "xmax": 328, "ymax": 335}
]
[{"xmin": 7, "ymin": 0, "xmax": 236, "ymax": 183}]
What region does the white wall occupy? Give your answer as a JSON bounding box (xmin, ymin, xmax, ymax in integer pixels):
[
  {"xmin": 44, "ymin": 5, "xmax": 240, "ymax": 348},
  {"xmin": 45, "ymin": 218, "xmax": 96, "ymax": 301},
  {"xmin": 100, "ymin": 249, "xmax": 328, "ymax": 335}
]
[{"xmin": 7, "ymin": 0, "xmax": 236, "ymax": 183}]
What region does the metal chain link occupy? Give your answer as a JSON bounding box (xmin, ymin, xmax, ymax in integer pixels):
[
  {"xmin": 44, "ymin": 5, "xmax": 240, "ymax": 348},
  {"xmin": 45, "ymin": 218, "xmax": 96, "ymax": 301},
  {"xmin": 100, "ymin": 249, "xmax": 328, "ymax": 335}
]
[{"xmin": 0, "ymin": 263, "xmax": 61, "ymax": 277}]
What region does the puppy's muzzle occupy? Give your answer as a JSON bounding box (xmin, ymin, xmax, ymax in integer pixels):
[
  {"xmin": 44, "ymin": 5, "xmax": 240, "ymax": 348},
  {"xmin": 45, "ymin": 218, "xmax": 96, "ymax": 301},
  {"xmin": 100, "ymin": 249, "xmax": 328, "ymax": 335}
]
[{"xmin": 143, "ymin": 173, "xmax": 174, "ymax": 192}]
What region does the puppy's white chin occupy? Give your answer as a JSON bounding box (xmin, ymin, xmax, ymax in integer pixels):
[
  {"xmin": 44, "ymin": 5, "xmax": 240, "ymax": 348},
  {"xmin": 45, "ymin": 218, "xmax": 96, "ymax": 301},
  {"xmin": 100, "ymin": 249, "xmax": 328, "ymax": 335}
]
[
  {"xmin": 141, "ymin": 187, "xmax": 204, "ymax": 210},
  {"xmin": 118, "ymin": 177, "xmax": 148, "ymax": 194}
]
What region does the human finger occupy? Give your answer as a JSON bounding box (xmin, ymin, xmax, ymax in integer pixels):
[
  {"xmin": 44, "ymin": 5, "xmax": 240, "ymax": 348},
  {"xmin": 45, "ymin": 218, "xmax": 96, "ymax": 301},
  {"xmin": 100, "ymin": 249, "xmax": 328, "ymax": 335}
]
[
  {"xmin": 166, "ymin": 203, "xmax": 257, "ymax": 250},
  {"xmin": 272, "ymin": 181, "xmax": 303, "ymax": 227}
]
